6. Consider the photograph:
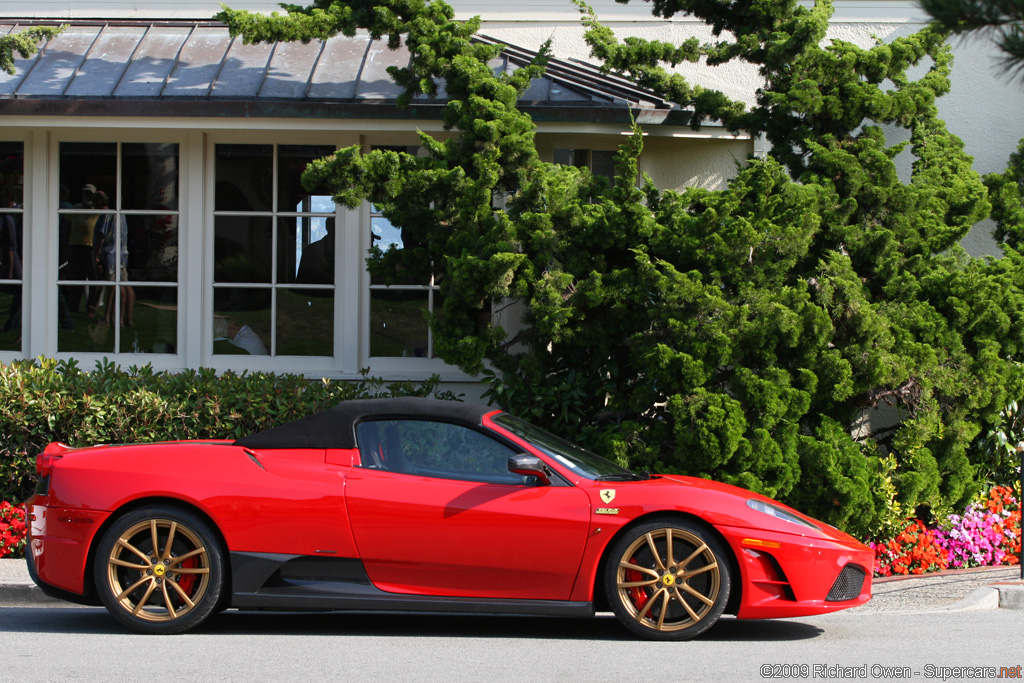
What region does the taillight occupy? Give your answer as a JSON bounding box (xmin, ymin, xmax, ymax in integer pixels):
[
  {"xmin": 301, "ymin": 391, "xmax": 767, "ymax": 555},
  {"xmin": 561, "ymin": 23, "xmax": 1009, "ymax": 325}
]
[{"xmin": 36, "ymin": 442, "xmax": 72, "ymax": 477}]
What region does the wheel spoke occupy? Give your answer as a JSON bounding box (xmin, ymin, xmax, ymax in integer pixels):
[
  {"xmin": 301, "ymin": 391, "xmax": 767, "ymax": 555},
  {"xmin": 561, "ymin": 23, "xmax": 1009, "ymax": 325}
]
[
  {"xmin": 655, "ymin": 589, "xmax": 671, "ymax": 630},
  {"xmin": 619, "ymin": 561, "xmax": 659, "ymax": 579},
  {"xmin": 672, "ymin": 587, "xmax": 701, "ymax": 622},
  {"xmin": 161, "ymin": 582, "xmax": 177, "ymax": 619},
  {"xmin": 618, "ymin": 576, "xmax": 659, "ymax": 589},
  {"xmin": 149, "ymin": 520, "xmax": 160, "ymax": 561},
  {"xmin": 678, "ymin": 560, "xmax": 718, "ymax": 580},
  {"xmin": 168, "ymin": 547, "xmax": 206, "ymax": 568},
  {"xmin": 171, "ymin": 566, "xmax": 210, "ymax": 575},
  {"xmin": 115, "ymin": 575, "xmax": 152, "ymax": 602},
  {"xmin": 161, "ymin": 522, "xmax": 178, "ymax": 561},
  {"xmin": 681, "ymin": 581, "xmax": 716, "ymax": 606},
  {"xmin": 636, "ymin": 586, "xmax": 666, "ymax": 621},
  {"xmin": 166, "ymin": 577, "xmax": 197, "ymax": 609},
  {"xmin": 678, "ymin": 542, "xmax": 709, "ymax": 570},
  {"xmin": 664, "ymin": 528, "xmax": 675, "ymax": 568},
  {"xmin": 109, "ymin": 557, "xmax": 149, "ymax": 571},
  {"xmin": 644, "ymin": 533, "xmax": 666, "ymax": 570},
  {"xmin": 116, "ymin": 538, "xmax": 151, "ymax": 564},
  {"xmin": 131, "ymin": 580, "xmax": 158, "ymax": 615}
]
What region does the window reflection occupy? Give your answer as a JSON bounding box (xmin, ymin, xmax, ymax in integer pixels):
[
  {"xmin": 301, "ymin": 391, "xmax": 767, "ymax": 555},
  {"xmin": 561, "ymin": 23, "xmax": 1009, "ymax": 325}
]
[
  {"xmin": 0, "ymin": 141, "xmax": 24, "ymax": 350},
  {"xmin": 213, "ymin": 143, "xmax": 336, "ymax": 357},
  {"xmin": 57, "ymin": 141, "xmax": 179, "ymax": 354},
  {"xmin": 214, "ymin": 216, "xmax": 272, "ymax": 283},
  {"xmin": 213, "ymin": 287, "xmax": 271, "ymax": 355},
  {"xmin": 215, "ymin": 145, "xmax": 272, "ymax": 212},
  {"xmin": 121, "ymin": 143, "xmax": 179, "ymax": 211},
  {"xmin": 368, "ymin": 201, "xmax": 440, "ymax": 358}
]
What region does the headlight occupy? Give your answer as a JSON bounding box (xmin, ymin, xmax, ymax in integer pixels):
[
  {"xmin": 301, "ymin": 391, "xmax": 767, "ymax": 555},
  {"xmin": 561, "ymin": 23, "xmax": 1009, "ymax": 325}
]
[{"xmin": 747, "ymin": 499, "xmax": 820, "ymax": 529}]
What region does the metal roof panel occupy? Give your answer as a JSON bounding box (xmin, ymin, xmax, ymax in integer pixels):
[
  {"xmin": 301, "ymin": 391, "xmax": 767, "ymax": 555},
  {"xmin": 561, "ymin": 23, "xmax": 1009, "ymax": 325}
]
[
  {"xmin": 210, "ymin": 37, "xmax": 273, "ymax": 98},
  {"xmin": 0, "ymin": 24, "xmax": 37, "ymax": 96},
  {"xmin": 17, "ymin": 25, "xmax": 100, "ymax": 96},
  {"xmin": 356, "ymin": 40, "xmax": 408, "ymax": 100},
  {"xmin": 307, "ymin": 34, "xmax": 370, "ymax": 100},
  {"xmin": 165, "ymin": 26, "xmax": 232, "ymax": 96},
  {"xmin": 65, "ymin": 25, "xmax": 146, "ymax": 97},
  {"xmin": 113, "ymin": 25, "xmax": 190, "ymax": 97},
  {"xmin": 260, "ymin": 38, "xmax": 322, "ymax": 99},
  {"xmin": 0, "ymin": 21, "xmax": 682, "ymax": 123}
]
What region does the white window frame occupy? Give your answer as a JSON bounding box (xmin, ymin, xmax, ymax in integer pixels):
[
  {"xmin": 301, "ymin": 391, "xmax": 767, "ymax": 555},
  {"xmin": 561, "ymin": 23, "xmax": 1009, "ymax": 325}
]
[{"xmin": 42, "ymin": 129, "xmax": 188, "ymax": 369}]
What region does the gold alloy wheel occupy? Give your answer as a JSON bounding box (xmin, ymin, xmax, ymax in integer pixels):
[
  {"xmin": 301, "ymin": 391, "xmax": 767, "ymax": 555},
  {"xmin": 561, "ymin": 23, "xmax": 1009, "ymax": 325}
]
[
  {"xmin": 614, "ymin": 527, "xmax": 721, "ymax": 633},
  {"xmin": 104, "ymin": 518, "xmax": 211, "ymax": 622}
]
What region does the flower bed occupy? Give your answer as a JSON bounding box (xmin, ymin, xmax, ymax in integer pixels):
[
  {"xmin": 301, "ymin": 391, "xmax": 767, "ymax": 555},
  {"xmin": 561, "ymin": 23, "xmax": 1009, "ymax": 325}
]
[
  {"xmin": 0, "ymin": 500, "xmax": 26, "ymax": 559},
  {"xmin": 871, "ymin": 485, "xmax": 1022, "ymax": 577}
]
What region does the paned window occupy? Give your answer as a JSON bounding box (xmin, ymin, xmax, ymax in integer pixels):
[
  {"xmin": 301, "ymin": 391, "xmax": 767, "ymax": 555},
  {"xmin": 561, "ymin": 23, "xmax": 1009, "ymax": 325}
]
[
  {"xmin": 368, "ymin": 205, "xmax": 442, "ymax": 359},
  {"xmin": 553, "ymin": 148, "xmax": 617, "ymax": 183},
  {"xmin": 212, "ymin": 144, "xmax": 336, "ymax": 357},
  {"xmin": 0, "ymin": 142, "xmax": 24, "ymax": 351},
  {"xmin": 57, "ymin": 142, "xmax": 179, "ymax": 354}
]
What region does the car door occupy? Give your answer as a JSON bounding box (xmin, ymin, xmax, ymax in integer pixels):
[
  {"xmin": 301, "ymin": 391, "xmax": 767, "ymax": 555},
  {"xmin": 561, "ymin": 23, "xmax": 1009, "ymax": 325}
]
[{"xmin": 344, "ymin": 418, "xmax": 592, "ymax": 600}]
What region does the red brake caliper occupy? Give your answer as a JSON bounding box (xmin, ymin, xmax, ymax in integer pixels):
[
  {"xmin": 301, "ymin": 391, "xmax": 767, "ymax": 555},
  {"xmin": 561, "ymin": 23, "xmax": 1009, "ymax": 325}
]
[
  {"xmin": 176, "ymin": 556, "xmax": 197, "ymax": 602},
  {"xmin": 626, "ymin": 559, "xmax": 649, "ymax": 610}
]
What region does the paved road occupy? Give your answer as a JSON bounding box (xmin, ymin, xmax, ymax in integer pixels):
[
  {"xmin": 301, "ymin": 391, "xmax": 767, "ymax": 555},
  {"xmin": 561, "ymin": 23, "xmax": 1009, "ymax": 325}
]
[
  {"xmin": 2, "ymin": 605, "xmax": 1022, "ymax": 682},
  {"xmin": 3, "ymin": 560, "xmax": 1022, "ymax": 682}
]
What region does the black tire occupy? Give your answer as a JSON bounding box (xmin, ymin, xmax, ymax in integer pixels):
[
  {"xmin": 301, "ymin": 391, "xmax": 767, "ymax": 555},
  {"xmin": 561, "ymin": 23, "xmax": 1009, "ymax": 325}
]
[
  {"xmin": 93, "ymin": 506, "xmax": 225, "ymax": 634},
  {"xmin": 604, "ymin": 517, "xmax": 731, "ymax": 641}
]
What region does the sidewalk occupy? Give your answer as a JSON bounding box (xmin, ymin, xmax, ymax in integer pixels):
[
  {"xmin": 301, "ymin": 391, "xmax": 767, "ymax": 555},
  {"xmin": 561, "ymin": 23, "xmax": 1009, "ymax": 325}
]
[{"xmin": 2, "ymin": 556, "xmax": 1023, "ymax": 611}]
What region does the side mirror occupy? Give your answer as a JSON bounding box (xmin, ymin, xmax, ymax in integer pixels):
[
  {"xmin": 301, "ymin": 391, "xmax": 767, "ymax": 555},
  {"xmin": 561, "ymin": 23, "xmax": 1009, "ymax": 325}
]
[{"xmin": 508, "ymin": 453, "xmax": 552, "ymax": 486}]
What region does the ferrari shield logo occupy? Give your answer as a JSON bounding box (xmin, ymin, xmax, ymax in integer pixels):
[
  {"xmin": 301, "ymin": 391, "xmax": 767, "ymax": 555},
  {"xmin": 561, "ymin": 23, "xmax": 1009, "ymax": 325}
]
[{"xmin": 600, "ymin": 489, "xmax": 616, "ymax": 504}]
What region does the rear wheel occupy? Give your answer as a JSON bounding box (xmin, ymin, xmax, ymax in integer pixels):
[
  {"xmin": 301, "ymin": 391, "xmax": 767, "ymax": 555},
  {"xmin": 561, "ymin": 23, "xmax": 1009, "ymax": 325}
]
[
  {"xmin": 605, "ymin": 517, "xmax": 731, "ymax": 640},
  {"xmin": 94, "ymin": 506, "xmax": 224, "ymax": 634}
]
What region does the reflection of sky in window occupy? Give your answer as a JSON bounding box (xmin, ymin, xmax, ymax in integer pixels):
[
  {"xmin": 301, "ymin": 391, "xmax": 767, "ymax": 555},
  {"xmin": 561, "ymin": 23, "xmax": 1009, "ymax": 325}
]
[
  {"xmin": 292, "ymin": 196, "xmax": 333, "ymax": 277},
  {"xmin": 371, "ymin": 216, "xmax": 403, "ymax": 250}
]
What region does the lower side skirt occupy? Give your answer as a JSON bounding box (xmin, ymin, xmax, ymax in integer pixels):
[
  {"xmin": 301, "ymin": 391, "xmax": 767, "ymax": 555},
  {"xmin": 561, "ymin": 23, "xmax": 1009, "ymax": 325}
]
[{"xmin": 229, "ymin": 551, "xmax": 594, "ymax": 618}]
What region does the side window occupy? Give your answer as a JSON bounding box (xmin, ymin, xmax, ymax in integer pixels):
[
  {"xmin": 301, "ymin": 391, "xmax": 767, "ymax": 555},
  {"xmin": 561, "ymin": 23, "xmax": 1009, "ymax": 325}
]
[{"xmin": 356, "ymin": 419, "xmax": 523, "ymax": 484}]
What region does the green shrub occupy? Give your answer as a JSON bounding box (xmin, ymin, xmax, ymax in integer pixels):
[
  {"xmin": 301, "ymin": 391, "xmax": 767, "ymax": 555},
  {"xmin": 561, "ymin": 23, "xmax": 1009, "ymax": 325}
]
[{"xmin": 0, "ymin": 358, "xmax": 459, "ymax": 502}]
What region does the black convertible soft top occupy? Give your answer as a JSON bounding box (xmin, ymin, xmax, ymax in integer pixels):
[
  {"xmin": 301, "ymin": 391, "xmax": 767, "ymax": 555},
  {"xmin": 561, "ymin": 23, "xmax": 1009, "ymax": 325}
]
[{"xmin": 233, "ymin": 397, "xmax": 498, "ymax": 450}]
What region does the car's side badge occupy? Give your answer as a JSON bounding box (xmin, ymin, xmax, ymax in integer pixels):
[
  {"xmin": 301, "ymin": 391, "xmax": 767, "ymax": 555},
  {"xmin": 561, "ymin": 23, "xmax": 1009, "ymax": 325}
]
[
  {"xmin": 600, "ymin": 489, "xmax": 616, "ymax": 504},
  {"xmin": 596, "ymin": 508, "xmax": 620, "ymax": 515}
]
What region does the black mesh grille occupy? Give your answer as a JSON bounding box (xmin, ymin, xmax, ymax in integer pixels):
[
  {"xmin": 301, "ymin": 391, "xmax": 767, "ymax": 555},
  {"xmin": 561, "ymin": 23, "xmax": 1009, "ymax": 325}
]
[{"xmin": 826, "ymin": 564, "xmax": 866, "ymax": 602}]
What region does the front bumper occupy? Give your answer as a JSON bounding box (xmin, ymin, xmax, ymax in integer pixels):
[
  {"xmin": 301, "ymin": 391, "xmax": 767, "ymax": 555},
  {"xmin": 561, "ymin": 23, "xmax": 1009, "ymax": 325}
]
[{"xmin": 717, "ymin": 524, "xmax": 873, "ymax": 619}]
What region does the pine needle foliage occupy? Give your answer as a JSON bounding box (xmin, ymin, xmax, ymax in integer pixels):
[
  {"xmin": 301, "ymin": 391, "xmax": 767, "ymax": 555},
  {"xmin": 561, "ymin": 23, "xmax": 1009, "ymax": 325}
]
[{"xmin": 218, "ymin": 0, "xmax": 1024, "ymax": 536}]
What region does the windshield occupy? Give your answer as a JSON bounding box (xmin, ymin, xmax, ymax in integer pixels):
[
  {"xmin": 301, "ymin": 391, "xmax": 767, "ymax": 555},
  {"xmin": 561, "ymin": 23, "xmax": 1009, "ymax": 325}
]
[{"xmin": 492, "ymin": 413, "xmax": 645, "ymax": 481}]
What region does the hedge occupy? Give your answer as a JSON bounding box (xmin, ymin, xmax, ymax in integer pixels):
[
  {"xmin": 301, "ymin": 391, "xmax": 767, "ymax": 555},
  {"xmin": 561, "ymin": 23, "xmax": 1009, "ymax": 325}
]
[{"xmin": 0, "ymin": 358, "xmax": 459, "ymax": 502}]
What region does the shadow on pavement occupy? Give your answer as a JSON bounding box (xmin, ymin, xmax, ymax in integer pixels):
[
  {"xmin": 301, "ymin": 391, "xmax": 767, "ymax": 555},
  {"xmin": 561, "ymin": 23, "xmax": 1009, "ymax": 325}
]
[{"xmin": 0, "ymin": 607, "xmax": 824, "ymax": 641}]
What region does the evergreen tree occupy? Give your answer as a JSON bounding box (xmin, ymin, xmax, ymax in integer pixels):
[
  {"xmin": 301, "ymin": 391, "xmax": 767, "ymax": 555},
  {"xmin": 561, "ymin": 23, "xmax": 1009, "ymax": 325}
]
[
  {"xmin": 0, "ymin": 25, "xmax": 64, "ymax": 76},
  {"xmin": 218, "ymin": 0, "xmax": 1024, "ymax": 536}
]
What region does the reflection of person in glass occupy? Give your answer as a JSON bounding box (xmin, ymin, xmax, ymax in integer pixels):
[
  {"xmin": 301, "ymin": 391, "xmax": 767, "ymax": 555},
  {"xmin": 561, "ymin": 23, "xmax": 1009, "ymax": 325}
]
[
  {"xmin": 67, "ymin": 183, "xmax": 100, "ymax": 314},
  {"xmin": 93, "ymin": 191, "xmax": 135, "ymax": 327},
  {"xmin": 296, "ymin": 218, "xmax": 335, "ymax": 285},
  {"xmin": 0, "ymin": 185, "xmax": 22, "ymax": 334}
]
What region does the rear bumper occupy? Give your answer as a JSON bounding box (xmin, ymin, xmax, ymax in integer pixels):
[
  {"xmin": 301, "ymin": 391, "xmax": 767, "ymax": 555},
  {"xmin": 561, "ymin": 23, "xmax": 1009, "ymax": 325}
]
[
  {"xmin": 717, "ymin": 524, "xmax": 873, "ymax": 619},
  {"xmin": 26, "ymin": 500, "xmax": 109, "ymax": 602}
]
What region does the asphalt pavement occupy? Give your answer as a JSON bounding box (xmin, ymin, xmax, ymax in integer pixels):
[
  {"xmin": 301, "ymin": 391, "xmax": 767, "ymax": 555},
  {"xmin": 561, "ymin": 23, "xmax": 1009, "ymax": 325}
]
[{"xmin": 2, "ymin": 556, "xmax": 1023, "ymax": 612}]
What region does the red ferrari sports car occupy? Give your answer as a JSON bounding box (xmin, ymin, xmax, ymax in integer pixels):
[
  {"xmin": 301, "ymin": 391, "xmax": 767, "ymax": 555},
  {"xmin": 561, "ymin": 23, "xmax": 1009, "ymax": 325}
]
[{"xmin": 25, "ymin": 397, "xmax": 872, "ymax": 639}]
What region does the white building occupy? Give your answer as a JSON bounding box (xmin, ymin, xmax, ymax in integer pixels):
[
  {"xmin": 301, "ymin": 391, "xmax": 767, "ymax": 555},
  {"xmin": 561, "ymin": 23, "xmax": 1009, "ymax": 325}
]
[{"xmin": 1, "ymin": 1, "xmax": 1021, "ymax": 387}]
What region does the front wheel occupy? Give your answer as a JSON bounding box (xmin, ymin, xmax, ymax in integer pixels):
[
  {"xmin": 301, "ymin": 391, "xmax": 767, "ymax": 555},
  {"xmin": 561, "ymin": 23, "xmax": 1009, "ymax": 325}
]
[
  {"xmin": 604, "ymin": 518, "xmax": 731, "ymax": 640},
  {"xmin": 93, "ymin": 506, "xmax": 225, "ymax": 634}
]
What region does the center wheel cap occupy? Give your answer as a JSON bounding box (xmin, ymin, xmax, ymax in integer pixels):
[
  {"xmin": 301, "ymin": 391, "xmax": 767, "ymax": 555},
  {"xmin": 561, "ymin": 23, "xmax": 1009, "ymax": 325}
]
[
  {"xmin": 153, "ymin": 564, "xmax": 166, "ymax": 577},
  {"xmin": 661, "ymin": 574, "xmax": 676, "ymax": 587}
]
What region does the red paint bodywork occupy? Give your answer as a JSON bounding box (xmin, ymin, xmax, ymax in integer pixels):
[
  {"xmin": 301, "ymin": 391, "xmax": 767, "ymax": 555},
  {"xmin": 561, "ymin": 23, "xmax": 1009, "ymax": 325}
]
[{"xmin": 27, "ymin": 413, "xmax": 872, "ymax": 620}]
